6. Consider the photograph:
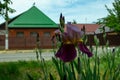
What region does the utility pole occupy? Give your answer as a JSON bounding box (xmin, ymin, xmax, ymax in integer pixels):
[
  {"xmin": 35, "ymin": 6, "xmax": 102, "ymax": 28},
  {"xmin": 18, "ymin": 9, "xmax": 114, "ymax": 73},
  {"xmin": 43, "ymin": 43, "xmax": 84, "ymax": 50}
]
[{"xmin": 5, "ymin": 1, "xmax": 9, "ymax": 50}]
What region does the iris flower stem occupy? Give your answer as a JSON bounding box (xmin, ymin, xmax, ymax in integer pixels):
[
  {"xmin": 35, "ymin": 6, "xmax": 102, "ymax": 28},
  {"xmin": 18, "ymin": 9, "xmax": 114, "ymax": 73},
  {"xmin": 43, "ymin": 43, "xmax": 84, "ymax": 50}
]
[
  {"xmin": 70, "ymin": 61, "xmax": 76, "ymax": 80},
  {"xmin": 52, "ymin": 41, "xmax": 56, "ymax": 55},
  {"xmin": 36, "ymin": 47, "xmax": 49, "ymax": 80},
  {"xmin": 93, "ymin": 43, "xmax": 98, "ymax": 80}
]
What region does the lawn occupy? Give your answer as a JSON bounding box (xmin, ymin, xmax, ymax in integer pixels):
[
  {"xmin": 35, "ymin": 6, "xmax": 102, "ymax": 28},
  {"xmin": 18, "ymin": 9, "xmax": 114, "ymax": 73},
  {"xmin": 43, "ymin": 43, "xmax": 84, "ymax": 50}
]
[
  {"xmin": 0, "ymin": 60, "xmax": 58, "ymax": 80},
  {"xmin": 0, "ymin": 47, "xmax": 120, "ymax": 80}
]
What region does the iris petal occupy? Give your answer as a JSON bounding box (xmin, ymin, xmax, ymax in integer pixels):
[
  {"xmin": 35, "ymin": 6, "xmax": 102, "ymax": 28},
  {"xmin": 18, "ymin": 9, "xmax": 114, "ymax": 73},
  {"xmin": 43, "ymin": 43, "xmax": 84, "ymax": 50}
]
[
  {"xmin": 78, "ymin": 42, "xmax": 93, "ymax": 57},
  {"xmin": 67, "ymin": 23, "xmax": 83, "ymax": 42},
  {"xmin": 55, "ymin": 44, "xmax": 77, "ymax": 62}
]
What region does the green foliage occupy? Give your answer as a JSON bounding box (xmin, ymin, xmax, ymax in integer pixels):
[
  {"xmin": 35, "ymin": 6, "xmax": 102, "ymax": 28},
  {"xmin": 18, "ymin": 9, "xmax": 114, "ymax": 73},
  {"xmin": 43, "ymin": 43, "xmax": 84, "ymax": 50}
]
[
  {"xmin": 0, "ymin": 0, "xmax": 15, "ymax": 20},
  {"xmin": 50, "ymin": 47, "xmax": 120, "ymax": 80},
  {"xmin": 72, "ymin": 19, "xmax": 77, "ymax": 24},
  {"xmin": 96, "ymin": 0, "xmax": 120, "ymax": 33},
  {"xmin": 0, "ymin": 61, "xmax": 41, "ymax": 80},
  {"xmin": 0, "ymin": 62, "xmax": 20, "ymax": 80},
  {"xmin": 49, "ymin": 73, "xmax": 54, "ymax": 80}
]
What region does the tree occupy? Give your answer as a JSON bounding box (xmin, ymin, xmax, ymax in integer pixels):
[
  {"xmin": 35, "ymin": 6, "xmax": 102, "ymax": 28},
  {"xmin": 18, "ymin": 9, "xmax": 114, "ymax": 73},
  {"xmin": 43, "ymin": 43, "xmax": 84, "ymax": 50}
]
[
  {"xmin": 96, "ymin": 0, "xmax": 120, "ymax": 33},
  {"xmin": 0, "ymin": 0, "xmax": 15, "ymax": 49},
  {"xmin": 72, "ymin": 19, "xmax": 77, "ymax": 24},
  {"xmin": 0, "ymin": 0, "xmax": 15, "ymax": 20}
]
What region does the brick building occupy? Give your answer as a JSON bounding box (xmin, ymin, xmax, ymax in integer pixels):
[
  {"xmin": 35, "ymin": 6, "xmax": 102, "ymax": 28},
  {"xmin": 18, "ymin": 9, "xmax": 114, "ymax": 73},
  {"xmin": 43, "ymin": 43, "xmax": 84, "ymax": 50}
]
[{"xmin": 0, "ymin": 6, "xmax": 58, "ymax": 49}]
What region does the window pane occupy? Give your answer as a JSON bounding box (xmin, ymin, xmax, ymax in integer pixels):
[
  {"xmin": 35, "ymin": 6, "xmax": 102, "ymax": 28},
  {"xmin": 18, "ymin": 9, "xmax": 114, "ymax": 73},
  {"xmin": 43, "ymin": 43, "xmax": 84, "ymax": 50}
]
[
  {"xmin": 44, "ymin": 32, "xmax": 50, "ymax": 37},
  {"xmin": 30, "ymin": 32, "xmax": 38, "ymax": 37},
  {"xmin": 16, "ymin": 32, "xmax": 24, "ymax": 37}
]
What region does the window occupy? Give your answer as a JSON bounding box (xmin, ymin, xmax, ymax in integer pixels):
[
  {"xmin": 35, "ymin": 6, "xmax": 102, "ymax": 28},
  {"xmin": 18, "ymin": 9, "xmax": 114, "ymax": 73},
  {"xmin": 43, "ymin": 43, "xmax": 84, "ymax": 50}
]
[
  {"xmin": 16, "ymin": 32, "xmax": 24, "ymax": 37},
  {"xmin": 30, "ymin": 32, "xmax": 38, "ymax": 37},
  {"xmin": 44, "ymin": 32, "xmax": 50, "ymax": 37}
]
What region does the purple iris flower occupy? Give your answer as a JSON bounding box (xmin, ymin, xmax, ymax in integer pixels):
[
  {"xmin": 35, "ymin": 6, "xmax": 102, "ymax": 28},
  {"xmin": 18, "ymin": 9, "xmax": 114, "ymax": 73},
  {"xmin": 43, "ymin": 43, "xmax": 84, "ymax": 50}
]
[
  {"xmin": 54, "ymin": 22, "xmax": 93, "ymax": 62},
  {"xmin": 78, "ymin": 42, "xmax": 93, "ymax": 57},
  {"xmin": 55, "ymin": 44, "xmax": 77, "ymax": 62}
]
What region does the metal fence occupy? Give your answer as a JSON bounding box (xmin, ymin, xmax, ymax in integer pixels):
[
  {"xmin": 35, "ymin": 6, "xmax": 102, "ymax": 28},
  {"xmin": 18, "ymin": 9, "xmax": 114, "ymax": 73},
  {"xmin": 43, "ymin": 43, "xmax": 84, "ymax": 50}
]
[
  {"xmin": 0, "ymin": 36, "xmax": 53, "ymax": 49},
  {"xmin": 0, "ymin": 35, "xmax": 5, "ymax": 49},
  {"xmin": 0, "ymin": 34, "xmax": 120, "ymax": 49},
  {"xmin": 87, "ymin": 33, "xmax": 120, "ymax": 46}
]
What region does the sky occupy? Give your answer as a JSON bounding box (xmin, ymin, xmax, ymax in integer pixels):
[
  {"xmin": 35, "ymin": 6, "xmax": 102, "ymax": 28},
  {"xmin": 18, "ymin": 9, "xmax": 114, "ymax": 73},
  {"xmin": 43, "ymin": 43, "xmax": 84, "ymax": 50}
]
[{"xmin": 0, "ymin": 0, "xmax": 114, "ymax": 24}]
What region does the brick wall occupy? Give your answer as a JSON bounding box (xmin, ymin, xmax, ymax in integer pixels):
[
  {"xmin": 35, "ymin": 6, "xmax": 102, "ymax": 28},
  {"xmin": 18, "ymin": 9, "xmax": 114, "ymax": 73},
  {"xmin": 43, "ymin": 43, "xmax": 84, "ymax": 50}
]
[{"xmin": 9, "ymin": 28, "xmax": 56, "ymax": 37}]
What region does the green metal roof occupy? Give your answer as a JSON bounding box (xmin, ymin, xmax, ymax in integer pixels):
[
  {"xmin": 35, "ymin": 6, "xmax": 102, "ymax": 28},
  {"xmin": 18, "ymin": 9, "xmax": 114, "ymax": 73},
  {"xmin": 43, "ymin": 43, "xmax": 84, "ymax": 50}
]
[{"xmin": 8, "ymin": 6, "xmax": 58, "ymax": 28}]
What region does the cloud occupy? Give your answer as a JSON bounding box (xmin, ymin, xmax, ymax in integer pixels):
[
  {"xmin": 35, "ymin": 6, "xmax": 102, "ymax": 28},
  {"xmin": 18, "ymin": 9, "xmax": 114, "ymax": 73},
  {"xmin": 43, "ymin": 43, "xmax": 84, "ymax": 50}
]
[
  {"xmin": 44, "ymin": 0, "xmax": 113, "ymax": 23},
  {"xmin": 0, "ymin": 0, "xmax": 113, "ymax": 24}
]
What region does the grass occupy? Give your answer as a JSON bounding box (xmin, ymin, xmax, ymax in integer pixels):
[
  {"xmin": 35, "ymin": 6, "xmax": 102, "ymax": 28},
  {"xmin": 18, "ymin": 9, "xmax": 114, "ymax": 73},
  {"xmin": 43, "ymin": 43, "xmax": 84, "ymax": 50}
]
[{"xmin": 0, "ymin": 60, "xmax": 58, "ymax": 80}]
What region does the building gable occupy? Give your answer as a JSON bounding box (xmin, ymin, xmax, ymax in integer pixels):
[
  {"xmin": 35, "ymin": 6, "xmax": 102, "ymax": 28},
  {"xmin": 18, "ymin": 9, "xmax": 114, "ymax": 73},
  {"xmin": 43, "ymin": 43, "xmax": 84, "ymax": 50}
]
[{"xmin": 8, "ymin": 6, "xmax": 58, "ymax": 28}]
